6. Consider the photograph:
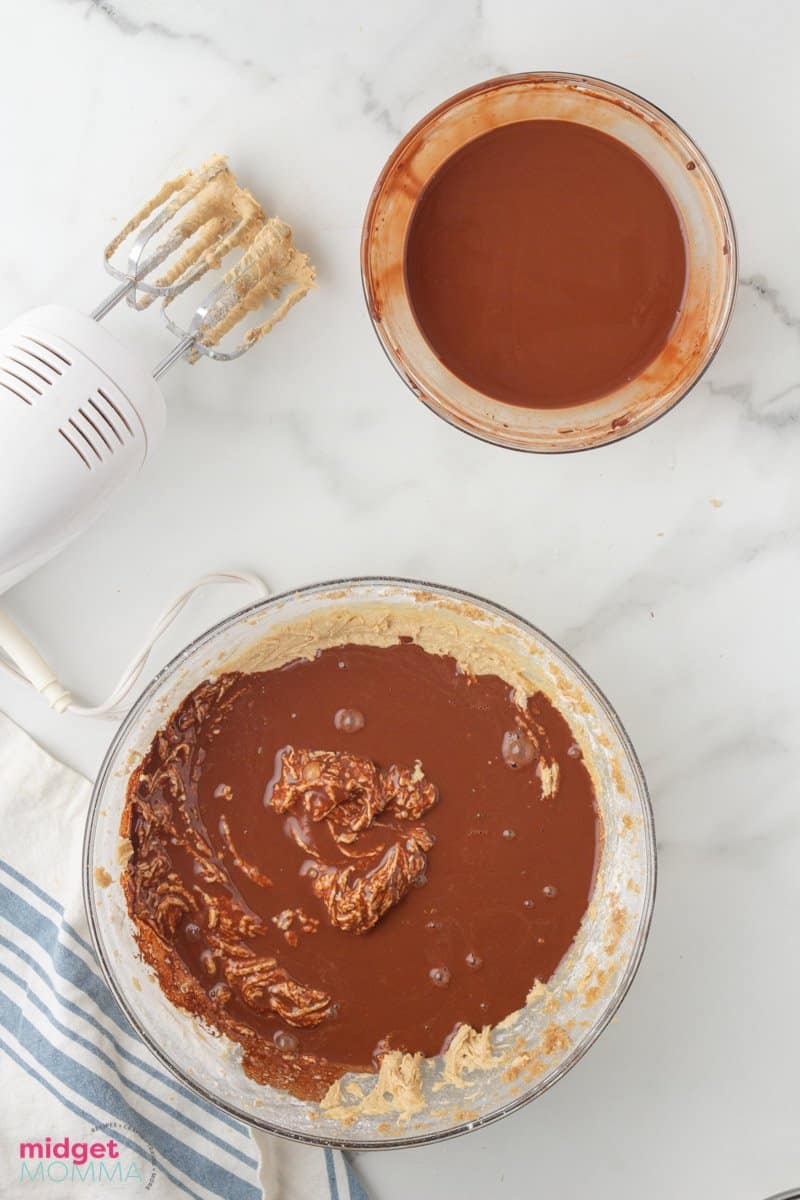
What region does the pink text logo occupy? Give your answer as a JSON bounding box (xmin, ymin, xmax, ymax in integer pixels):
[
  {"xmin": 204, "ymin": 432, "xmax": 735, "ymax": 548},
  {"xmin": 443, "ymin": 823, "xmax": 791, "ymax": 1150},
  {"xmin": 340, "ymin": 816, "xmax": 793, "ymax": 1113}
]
[{"xmin": 18, "ymin": 1132, "xmax": 149, "ymax": 1185}]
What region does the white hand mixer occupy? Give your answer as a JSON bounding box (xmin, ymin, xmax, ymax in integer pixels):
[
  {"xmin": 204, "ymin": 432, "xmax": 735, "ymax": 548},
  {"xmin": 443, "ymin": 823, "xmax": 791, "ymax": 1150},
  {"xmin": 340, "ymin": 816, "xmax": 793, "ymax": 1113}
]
[{"xmin": 0, "ymin": 156, "xmax": 315, "ymax": 716}]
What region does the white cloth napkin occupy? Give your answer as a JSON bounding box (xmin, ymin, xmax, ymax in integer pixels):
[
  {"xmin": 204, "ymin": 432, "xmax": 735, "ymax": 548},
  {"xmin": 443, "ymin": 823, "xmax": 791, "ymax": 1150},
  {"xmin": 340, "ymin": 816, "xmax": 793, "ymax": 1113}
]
[{"xmin": 0, "ymin": 710, "xmax": 368, "ymax": 1200}]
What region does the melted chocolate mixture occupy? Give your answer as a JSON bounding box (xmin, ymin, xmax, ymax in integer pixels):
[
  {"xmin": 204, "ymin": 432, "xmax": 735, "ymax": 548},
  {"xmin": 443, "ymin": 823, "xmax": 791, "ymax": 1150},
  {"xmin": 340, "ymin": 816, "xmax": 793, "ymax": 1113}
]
[
  {"xmin": 122, "ymin": 642, "xmax": 598, "ymax": 1100},
  {"xmin": 404, "ymin": 120, "xmax": 687, "ymax": 408}
]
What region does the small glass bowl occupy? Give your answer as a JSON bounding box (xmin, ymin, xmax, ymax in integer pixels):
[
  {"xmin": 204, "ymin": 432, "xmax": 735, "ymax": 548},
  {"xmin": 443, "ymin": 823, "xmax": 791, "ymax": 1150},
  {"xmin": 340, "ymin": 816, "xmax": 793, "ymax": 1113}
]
[
  {"xmin": 361, "ymin": 73, "xmax": 737, "ymax": 452},
  {"xmin": 84, "ymin": 577, "xmax": 656, "ymax": 1149}
]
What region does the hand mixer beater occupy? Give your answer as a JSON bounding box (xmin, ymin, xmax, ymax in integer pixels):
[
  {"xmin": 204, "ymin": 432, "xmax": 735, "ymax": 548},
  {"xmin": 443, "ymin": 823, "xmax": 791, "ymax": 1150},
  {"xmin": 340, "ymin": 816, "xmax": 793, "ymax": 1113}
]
[{"xmin": 0, "ymin": 156, "xmax": 315, "ymax": 713}]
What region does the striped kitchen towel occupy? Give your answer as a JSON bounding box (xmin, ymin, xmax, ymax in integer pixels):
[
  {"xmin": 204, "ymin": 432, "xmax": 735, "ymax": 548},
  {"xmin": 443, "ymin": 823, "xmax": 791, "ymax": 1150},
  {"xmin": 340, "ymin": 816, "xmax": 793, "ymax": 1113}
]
[{"xmin": 0, "ymin": 710, "xmax": 368, "ymax": 1200}]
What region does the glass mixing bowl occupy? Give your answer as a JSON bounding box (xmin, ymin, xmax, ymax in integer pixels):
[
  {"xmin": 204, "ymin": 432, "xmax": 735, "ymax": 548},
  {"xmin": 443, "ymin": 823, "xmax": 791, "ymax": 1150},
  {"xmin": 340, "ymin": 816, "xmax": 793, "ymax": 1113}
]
[
  {"xmin": 84, "ymin": 578, "xmax": 656, "ymax": 1149},
  {"xmin": 361, "ymin": 73, "xmax": 737, "ymax": 452}
]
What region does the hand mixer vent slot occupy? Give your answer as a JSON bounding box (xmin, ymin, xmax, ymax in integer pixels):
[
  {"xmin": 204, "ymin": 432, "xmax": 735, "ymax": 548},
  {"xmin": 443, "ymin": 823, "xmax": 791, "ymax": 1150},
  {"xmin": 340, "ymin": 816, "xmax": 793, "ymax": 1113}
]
[
  {"xmin": 0, "ymin": 376, "xmax": 32, "ymax": 406},
  {"xmin": 20, "ymin": 334, "xmax": 72, "ymax": 370},
  {"xmin": 0, "ymin": 334, "xmax": 74, "ymax": 407},
  {"xmin": 57, "ymin": 388, "xmax": 137, "ymax": 472},
  {"xmin": 66, "ymin": 415, "xmax": 102, "ymax": 463},
  {"xmin": 95, "ymin": 387, "xmax": 133, "ymax": 438},
  {"xmin": 87, "ymin": 395, "xmax": 124, "ymax": 445},
  {"xmin": 12, "ymin": 343, "xmax": 63, "ymax": 383},
  {"xmin": 58, "ymin": 427, "xmax": 92, "ymax": 470},
  {"xmin": 15, "ymin": 342, "xmax": 63, "ymax": 377},
  {"xmin": 0, "ymin": 361, "xmax": 41, "ymax": 403},
  {"xmin": 78, "ymin": 406, "xmax": 112, "ymax": 455}
]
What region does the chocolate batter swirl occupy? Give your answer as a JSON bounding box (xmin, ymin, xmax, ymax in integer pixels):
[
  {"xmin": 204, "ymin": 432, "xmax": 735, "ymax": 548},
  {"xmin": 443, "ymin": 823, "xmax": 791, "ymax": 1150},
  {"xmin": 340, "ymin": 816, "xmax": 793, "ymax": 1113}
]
[{"xmin": 121, "ymin": 641, "xmax": 598, "ymax": 1101}]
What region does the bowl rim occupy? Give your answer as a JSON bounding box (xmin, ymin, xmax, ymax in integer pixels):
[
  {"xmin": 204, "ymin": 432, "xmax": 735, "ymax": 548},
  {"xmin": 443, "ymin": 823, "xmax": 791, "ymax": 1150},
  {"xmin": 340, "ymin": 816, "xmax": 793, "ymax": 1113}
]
[
  {"xmin": 360, "ymin": 70, "xmax": 738, "ymax": 454},
  {"xmin": 83, "ymin": 575, "xmax": 657, "ymax": 1149}
]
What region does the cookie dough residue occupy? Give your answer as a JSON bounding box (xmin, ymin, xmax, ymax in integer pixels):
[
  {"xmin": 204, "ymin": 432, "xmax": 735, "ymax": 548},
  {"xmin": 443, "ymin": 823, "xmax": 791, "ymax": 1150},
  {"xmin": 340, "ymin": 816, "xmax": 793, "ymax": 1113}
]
[
  {"xmin": 267, "ymin": 747, "xmax": 438, "ymax": 934},
  {"xmin": 104, "ymin": 154, "xmax": 315, "ymax": 353}
]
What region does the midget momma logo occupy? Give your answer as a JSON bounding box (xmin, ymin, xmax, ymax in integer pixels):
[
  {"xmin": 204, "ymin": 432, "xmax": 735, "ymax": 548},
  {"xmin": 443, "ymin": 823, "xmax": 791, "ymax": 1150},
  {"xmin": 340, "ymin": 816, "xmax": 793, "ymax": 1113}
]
[{"xmin": 17, "ymin": 1121, "xmax": 157, "ymax": 1188}]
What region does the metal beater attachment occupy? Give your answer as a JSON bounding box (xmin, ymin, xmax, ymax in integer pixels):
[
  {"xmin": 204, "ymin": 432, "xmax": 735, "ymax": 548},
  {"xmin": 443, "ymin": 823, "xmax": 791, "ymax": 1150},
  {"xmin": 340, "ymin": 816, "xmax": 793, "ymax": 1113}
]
[{"xmin": 92, "ymin": 155, "xmax": 315, "ymax": 378}]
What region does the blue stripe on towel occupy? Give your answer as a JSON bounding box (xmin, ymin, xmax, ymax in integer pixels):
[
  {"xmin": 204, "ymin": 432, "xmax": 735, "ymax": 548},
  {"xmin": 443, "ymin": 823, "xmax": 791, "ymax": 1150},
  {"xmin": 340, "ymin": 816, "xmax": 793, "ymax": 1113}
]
[
  {"xmin": 344, "ymin": 1155, "xmax": 370, "ymax": 1200},
  {"xmin": 0, "ymin": 1031, "xmax": 207, "ymax": 1200},
  {"xmin": 0, "ymin": 857, "xmax": 368, "ymax": 1200},
  {"xmin": 0, "ymin": 928, "xmax": 246, "ymax": 1139},
  {"xmin": 0, "ymin": 859, "xmax": 96, "ymax": 955},
  {"xmin": 325, "ymin": 1147, "xmax": 341, "ymax": 1200},
  {"xmin": 0, "ymin": 870, "xmax": 253, "ymax": 1141},
  {"xmin": 0, "ymin": 991, "xmax": 260, "ymax": 1200},
  {"xmin": 0, "ymin": 876, "xmax": 155, "ymax": 1037},
  {"xmin": 0, "ymin": 865, "xmax": 264, "ymax": 1199},
  {"xmin": 0, "ymin": 959, "xmax": 256, "ymax": 1170}
]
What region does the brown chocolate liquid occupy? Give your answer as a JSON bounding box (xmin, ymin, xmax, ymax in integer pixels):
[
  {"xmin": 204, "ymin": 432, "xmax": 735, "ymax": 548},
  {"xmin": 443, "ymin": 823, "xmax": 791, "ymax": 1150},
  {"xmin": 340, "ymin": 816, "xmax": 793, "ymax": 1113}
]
[
  {"xmin": 124, "ymin": 642, "xmax": 598, "ymax": 1099},
  {"xmin": 404, "ymin": 120, "xmax": 687, "ymax": 408}
]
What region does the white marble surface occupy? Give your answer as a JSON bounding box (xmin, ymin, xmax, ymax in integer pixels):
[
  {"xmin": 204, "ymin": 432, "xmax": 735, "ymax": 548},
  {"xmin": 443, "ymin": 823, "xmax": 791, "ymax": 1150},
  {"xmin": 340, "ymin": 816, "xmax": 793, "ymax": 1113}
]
[{"xmin": 1, "ymin": 1, "xmax": 799, "ymax": 1197}]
